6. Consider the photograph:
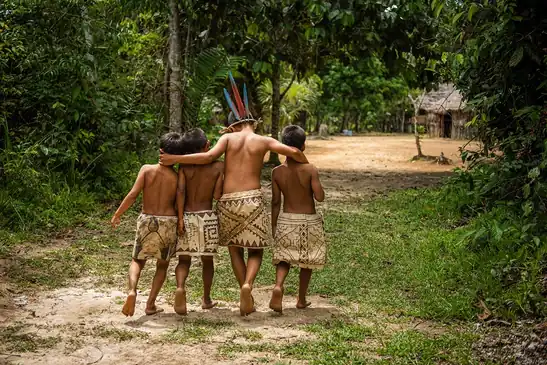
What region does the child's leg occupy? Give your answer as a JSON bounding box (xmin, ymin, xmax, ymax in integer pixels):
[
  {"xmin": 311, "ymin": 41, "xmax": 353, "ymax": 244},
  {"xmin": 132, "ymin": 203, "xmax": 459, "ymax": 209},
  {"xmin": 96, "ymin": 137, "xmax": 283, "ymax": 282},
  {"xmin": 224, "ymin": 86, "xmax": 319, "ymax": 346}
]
[
  {"xmin": 122, "ymin": 259, "xmax": 146, "ymax": 316},
  {"xmin": 297, "ymin": 268, "xmax": 313, "ymax": 309},
  {"xmin": 201, "ymin": 256, "xmax": 216, "ymax": 309},
  {"xmin": 228, "ymin": 246, "xmax": 247, "ymax": 288},
  {"xmin": 269, "ymin": 262, "xmax": 290, "ymax": 313},
  {"xmin": 145, "ymin": 259, "xmax": 169, "ymax": 315},
  {"xmin": 240, "ymin": 249, "xmax": 263, "ymax": 315},
  {"xmin": 174, "ymin": 255, "xmax": 191, "ymax": 315}
]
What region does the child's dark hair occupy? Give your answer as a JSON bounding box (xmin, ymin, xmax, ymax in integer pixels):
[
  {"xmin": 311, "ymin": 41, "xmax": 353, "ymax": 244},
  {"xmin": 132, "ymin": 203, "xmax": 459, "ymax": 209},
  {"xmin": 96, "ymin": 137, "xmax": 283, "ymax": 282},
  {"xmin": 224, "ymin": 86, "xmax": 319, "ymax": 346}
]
[
  {"xmin": 282, "ymin": 125, "xmax": 306, "ymax": 150},
  {"xmin": 182, "ymin": 128, "xmax": 208, "ymax": 154},
  {"xmin": 160, "ymin": 132, "xmax": 185, "ymax": 155}
]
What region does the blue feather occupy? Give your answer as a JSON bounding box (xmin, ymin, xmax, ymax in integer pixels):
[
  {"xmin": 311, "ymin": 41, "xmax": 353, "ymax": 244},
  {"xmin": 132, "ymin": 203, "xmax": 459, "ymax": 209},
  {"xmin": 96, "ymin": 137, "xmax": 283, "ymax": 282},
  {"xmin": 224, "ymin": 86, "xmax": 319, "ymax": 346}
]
[
  {"xmin": 243, "ymin": 84, "xmax": 249, "ymax": 116},
  {"xmin": 223, "ymin": 88, "xmax": 240, "ymax": 120},
  {"xmin": 229, "ymin": 71, "xmax": 236, "ymax": 86}
]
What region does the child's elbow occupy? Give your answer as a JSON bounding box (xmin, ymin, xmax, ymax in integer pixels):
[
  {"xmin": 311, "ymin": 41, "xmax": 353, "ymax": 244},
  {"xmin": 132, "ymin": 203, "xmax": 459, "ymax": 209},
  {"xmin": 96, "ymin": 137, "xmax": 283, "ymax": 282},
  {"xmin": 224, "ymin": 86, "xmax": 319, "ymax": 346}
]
[{"xmin": 315, "ymin": 192, "xmax": 325, "ymax": 202}]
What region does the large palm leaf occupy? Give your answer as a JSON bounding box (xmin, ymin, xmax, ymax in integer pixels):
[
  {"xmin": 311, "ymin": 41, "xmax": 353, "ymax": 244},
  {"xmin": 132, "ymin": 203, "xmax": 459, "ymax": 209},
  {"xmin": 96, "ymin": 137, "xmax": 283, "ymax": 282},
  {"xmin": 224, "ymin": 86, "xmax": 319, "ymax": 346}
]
[{"xmin": 182, "ymin": 47, "xmax": 243, "ymax": 129}]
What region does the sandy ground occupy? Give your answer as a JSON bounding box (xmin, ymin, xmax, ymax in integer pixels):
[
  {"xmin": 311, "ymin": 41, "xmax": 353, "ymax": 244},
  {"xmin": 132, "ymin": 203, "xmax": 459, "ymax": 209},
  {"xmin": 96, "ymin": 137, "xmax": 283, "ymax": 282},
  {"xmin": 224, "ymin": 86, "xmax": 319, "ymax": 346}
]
[
  {"xmin": 277, "ymin": 135, "xmax": 469, "ymax": 202},
  {"xmin": 1, "ymin": 135, "xmax": 469, "ymax": 365}
]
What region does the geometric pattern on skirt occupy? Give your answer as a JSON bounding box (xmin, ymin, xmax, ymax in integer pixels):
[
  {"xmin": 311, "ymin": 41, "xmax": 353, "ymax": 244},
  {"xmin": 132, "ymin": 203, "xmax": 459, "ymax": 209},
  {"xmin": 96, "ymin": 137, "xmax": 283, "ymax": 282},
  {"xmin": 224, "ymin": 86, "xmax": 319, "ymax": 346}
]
[
  {"xmin": 272, "ymin": 212, "xmax": 326, "ymax": 269},
  {"xmin": 132, "ymin": 214, "xmax": 177, "ymax": 261},
  {"xmin": 175, "ymin": 210, "xmax": 219, "ymax": 257},
  {"xmin": 217, "ymin": 189, "xmax": 272, "ymax": 249}
]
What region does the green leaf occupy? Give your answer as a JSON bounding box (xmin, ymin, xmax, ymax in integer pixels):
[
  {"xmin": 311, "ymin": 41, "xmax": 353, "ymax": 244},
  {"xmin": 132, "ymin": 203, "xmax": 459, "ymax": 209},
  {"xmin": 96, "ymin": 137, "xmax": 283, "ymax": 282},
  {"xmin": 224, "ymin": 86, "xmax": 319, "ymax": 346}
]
[
  {"xmin": 72, "ymin": 86, "xmax": 81, "ymax": 101},
  {"xmin": 252, "ymin": 61, "xmax": 262, "ymax": 73},
  {"xmin": 247, "ymin": 23, "xmax": 258, "ymax": 36},
  {"xmin": 452, "ymin": 11, "xmax": 465, "ymax": 25},
  {"xmin": 74, "ymin": 111, "xmax": 80, "ymax": 121},
  {"xmin": 468, "ymin": 4, "xmax": 479, "ymax": 21},
  {"xmin": 434, "ymin": 3, "xmax": 444, "ymax": 18},
  {"xmin": 522, "ymin": 201, "xmax": 533, "ymax": 217},
  {"xmin": 328, "ymin": 9, "xmax": 340, "ymax": 20},
  {"xmin": 523, "ymin": 183, "xmax": 531, "ymax": 198},
  {"xmin": 528, "ymin": 167, "xmax": 540, "ymax": 179},
  {"xmin": 509, "ymin": 46, "xmax": 524, "ymax": 67},
  {"xmin": 465, "ymin": 115, "xmax": 478, "ymax": 127}
]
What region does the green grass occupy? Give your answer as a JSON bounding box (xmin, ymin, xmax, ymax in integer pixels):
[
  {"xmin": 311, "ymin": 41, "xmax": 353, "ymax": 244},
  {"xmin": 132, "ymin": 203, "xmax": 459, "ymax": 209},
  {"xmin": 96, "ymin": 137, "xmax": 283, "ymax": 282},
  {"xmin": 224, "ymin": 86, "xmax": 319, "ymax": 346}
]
[
  {"xmin": 218, "ymin": 319, "xmax": 477, "ymax": 365},
  {"xmin": 93, "ymin": 326, "xmax": 149, "ymax": 341},
  {"xmin": 0, "ymin": 325, "xmax": 61, "ymax": 353},
  {"xmin": 162, "ymin": 318, "xmax": 234, "ymax": 344},
  {"xmin": 378, "ymin": 330, "xmax": 479, "ymax": 365},
  {"xmin": 231, "ymin": 329, "xmax": 263, "ymax": 342}
]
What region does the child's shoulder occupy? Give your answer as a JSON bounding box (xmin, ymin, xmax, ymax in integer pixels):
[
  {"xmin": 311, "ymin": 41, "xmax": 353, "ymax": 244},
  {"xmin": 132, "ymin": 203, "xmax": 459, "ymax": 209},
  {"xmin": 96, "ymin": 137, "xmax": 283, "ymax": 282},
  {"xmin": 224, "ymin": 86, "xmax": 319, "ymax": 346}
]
[
  {"xmin": 272, "ymin": 163, "xmax": 288, "ymax": 173},
  {"xmin": 139, "ymin": 164, "xmax": 157, "ymax": 173}
]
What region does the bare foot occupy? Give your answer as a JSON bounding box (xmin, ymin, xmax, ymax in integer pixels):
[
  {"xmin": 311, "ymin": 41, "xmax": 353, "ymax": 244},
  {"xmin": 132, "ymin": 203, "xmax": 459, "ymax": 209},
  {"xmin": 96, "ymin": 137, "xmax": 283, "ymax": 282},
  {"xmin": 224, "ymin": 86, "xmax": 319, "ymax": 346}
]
[
  {"xmin": 240, "ymin": 284, "xmax": 253, "ymax": 316},
  {"xmin": 174, "ymin": 288, "xmax": 187, "ymax": 315},
  {"xmin": 296, "ymin": 300, "xmax": 311, "ymax": 309},
  {"xmin": 201, "ymin": 297, "xmax": 217, "ymax": 310},
  {"xmin": 269, "ymin": 286, "xmax": 283, "ymax": 313},
  {"xmin": 122, "ymin": 291, "xmax": 137, "ymax": 317},
  {"xmin": 145, "ymin": 305, "xmax": 164, "ymax": 315}
]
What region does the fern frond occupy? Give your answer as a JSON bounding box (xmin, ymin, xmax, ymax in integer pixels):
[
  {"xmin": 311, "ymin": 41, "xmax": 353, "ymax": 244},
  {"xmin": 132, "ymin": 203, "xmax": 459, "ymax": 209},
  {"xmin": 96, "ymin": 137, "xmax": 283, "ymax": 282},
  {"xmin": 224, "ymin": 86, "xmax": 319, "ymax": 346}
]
[{"xmin": 182, "ymin": 47, "xmax": 243, "ymax": 129}]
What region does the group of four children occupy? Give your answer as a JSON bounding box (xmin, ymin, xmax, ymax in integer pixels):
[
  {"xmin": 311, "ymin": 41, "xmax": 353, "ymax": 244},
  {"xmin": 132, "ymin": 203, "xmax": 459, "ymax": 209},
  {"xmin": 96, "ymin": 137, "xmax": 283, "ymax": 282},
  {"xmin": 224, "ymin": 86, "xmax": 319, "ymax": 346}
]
[{"xmin": 111, "ymin": 116, "xmax": 326, "ymax": 317}]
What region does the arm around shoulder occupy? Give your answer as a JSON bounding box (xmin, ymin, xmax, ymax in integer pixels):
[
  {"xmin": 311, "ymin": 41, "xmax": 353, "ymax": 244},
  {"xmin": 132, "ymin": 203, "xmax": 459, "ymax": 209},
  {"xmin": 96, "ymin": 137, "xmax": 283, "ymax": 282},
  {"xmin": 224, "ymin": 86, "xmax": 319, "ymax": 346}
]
[{"xmin": 265, "ymin": 137, "xmax": 308, "ymax": 164}]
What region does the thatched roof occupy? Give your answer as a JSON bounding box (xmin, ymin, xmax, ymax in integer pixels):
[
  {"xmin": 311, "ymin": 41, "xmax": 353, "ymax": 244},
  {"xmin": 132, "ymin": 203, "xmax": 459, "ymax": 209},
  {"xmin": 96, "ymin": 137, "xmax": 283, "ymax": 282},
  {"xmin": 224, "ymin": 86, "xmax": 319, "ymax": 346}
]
[{"xmin": 419, "ymin": 84, "xmax": 465, "ymax": 114}]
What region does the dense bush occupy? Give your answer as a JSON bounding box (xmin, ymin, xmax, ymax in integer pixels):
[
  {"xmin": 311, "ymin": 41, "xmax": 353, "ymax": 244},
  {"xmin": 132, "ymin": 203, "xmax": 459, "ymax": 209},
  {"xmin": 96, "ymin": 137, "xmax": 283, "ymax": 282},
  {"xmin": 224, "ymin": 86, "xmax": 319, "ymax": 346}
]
[{"xmin": 0, "ymin": 0, "xmax": 167, "ymax": 230}]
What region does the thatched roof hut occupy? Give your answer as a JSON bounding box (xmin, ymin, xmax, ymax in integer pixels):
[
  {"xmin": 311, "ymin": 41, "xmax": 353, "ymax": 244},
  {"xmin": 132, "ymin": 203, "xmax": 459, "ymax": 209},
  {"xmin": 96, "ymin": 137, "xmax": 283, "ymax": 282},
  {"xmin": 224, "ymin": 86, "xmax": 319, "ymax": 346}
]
[
  {"xmin": 419, "ymin": 84, "xmax": 466, "ymax": 115},
  {"xmin": 411, "ymin": 84, "xmax": 473, "ymax": 139}
]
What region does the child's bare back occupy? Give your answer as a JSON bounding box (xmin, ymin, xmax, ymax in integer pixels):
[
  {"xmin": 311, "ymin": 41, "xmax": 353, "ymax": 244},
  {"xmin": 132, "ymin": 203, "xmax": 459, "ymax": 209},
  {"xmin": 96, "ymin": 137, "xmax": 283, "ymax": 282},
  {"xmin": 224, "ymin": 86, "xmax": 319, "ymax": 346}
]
[
  {"xmin": 222, "ymin": 131, "xmax": 279, "ymax": 193},
  {"xmin": 181, "ymin": 161, "xmax": 224, "ymax": 211},
  {"xmin": 141, "ymin": 164, "xmax": 179, "ymax": 216},
  {"xmin": 272, "ymin": 161, "xmax": 323, "ymax": 214}
]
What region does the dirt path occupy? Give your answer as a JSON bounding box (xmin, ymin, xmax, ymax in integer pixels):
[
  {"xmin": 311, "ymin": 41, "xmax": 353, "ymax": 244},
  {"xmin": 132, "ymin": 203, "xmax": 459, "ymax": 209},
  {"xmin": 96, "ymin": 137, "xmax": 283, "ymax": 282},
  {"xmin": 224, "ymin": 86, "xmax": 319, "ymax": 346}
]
[
  {"xmin": 1, "ymin": 136, "xmax": 472, "ymax": 365},
  {"xmin": 282, "ymin": 135, "xmax": 467, "ymax": 202}
]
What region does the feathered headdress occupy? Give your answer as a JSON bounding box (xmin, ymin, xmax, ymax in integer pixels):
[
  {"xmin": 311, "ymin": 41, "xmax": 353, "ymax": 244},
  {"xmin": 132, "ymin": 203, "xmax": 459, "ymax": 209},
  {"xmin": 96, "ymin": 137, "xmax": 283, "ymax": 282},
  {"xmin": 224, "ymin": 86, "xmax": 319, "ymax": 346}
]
[{"xmin": 220, "ymin": 72, "xmax": 259, "ymax": 134}]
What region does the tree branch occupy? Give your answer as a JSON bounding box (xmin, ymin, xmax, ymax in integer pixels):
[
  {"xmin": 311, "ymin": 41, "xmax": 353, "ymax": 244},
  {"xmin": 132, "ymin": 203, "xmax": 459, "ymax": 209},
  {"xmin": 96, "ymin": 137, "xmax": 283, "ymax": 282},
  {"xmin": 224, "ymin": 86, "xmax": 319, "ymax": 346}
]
[{"xmin": 280, "ymin": 71, "xmax": 297, "ymax": 101}]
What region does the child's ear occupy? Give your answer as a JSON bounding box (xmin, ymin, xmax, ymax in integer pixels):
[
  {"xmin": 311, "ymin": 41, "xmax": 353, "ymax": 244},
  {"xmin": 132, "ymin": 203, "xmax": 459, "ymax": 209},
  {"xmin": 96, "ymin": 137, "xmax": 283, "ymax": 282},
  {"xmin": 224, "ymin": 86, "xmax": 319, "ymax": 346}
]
[
  {"xmin": 204, "ymin": 140, "xmax": 211, "ymax": 152},
  {"xmin": 301, "ymin": 143, "xmax": 306, "ymax": 152}
]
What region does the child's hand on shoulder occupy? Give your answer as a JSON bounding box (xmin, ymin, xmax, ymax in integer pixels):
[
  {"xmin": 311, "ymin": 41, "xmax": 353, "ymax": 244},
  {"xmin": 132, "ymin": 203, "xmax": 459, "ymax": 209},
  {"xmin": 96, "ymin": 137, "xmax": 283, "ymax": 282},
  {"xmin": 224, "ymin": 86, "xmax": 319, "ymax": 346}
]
[
  {"xmin": 178, "ymin": 220, "xmax": 185, "ymax": 236},
  {"xmin": 111, "ymin": 215, "xmax": 121, "ymax": 229}
]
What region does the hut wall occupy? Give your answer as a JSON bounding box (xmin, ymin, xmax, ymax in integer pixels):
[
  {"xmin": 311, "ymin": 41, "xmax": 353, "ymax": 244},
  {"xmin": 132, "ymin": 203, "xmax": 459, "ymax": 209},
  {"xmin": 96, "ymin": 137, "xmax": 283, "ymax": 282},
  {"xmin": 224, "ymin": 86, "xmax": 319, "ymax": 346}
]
[
  {"xmin": 426, "ymin": 113, "xmax": 441, "ymax": 138},
  {"xmin": 450, "ymin": 110, "xmax": 475, "ymax": 139}
]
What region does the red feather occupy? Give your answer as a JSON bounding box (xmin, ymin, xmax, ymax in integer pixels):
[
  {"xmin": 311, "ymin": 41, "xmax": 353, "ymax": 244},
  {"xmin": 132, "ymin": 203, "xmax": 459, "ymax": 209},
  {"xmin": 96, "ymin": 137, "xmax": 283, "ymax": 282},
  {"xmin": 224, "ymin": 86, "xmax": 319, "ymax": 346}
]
[{"xmin": 229, "ymin": 72, "xmax": 246, "ymax": 117}]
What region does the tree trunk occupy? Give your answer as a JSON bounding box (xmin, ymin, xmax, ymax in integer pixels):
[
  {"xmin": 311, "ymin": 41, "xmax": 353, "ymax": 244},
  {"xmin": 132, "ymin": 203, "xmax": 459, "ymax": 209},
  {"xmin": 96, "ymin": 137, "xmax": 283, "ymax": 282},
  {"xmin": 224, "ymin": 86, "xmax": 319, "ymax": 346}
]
[
  {"xmin": 414, "ymin": 117, "xmax": 424, "ymax": 157},
  {"xmin": 315, "ymin": 116, "xmax": 321, "ymax": 133},
  {"xmin": 267, "ymin": 60, "xmax": 281, "ymax": 165},
  {"xmin": 339, "ymin": 111, "xmax": 347, "ymax": 133},
  {"xmin": 400, "ymin": 108, "xmax": 405, "ymax": 133},
  {"xmin": 296, "ymin": 110, "xmax": 307, "ymax": 130},
  {"xmin": 355, "ymin": 111, "xmax": 360, "ymax": 133},
  {"xmin": 163, "ymin": 52, "xmax": 170, "ymax": 130},
  {"xmin": 168, "ymin": 0, "xmax": 182, "ymax": 132}
]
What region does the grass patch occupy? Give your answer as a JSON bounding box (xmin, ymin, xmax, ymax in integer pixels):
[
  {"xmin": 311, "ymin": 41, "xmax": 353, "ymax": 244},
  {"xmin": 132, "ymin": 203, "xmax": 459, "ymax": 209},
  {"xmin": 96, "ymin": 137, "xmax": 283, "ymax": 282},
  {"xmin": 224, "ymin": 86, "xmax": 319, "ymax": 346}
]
[
  {"xmin": 162, "ymin": 318, "xmax": 234, "ymax": 344},
  {"xmin": 0, "ymin": 325, "xmax": 61, "ymax": 353},
  {"xmin": 378, "ymin": 330, "xmax": 479, "ymax": 365},
  {"xmin": 219, "ymin": 319, "xmax": 377, "ymax": 364},
  {"xmin": 93, "ymin": 326, "xmax": 149, "ymax": 342},
  {"xmin": 231, "ymin": 329, "xmax": 263, "ymax": 342}
]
